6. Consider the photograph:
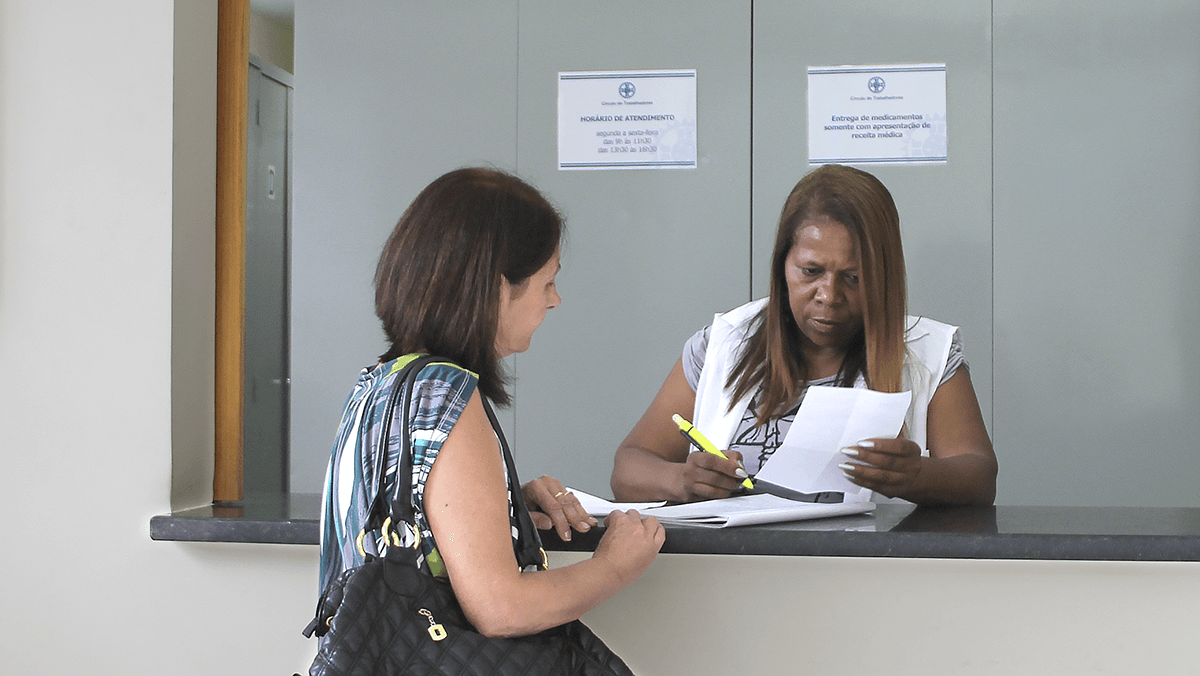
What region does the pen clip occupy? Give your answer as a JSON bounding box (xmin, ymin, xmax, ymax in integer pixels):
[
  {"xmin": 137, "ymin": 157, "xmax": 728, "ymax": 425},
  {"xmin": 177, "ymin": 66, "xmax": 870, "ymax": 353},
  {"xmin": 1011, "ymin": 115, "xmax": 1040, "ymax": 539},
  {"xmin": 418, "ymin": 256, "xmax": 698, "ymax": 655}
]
[{"xmin": 678, "ymin": 428, "xmax": 703, "ymax": 452}]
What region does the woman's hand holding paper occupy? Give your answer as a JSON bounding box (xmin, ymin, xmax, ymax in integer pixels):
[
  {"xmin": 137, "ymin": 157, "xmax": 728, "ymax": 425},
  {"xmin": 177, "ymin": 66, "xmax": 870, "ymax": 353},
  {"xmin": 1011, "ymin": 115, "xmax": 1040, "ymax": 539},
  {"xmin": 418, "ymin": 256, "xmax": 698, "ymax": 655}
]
[
  {"xmin": 522, "ymin": 475, "xmax": 598, "ymax": 541},
  {"xmin": 839, "ymin": 438, "xmax": 924, "ymax": 498}
]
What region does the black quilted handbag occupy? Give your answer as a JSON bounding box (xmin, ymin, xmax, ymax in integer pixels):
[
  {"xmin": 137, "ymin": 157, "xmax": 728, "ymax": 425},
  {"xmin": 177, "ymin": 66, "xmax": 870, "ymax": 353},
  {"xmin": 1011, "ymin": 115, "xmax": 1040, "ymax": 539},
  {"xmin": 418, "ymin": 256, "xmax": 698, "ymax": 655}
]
[{"xmin": 304, "ymin": 355, "xmax": 635, "ymax": 676}]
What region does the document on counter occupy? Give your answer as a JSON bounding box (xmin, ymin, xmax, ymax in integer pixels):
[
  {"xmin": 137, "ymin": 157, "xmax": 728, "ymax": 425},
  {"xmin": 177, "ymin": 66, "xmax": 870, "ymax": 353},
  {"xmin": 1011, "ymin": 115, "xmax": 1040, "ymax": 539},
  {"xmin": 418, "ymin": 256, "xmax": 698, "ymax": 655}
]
[
  {"xmin": 754, "ymin": 386, "xmax": 912, "ymax": 497},
  {"xmin": 636, "ymin": 494, "xmax": 872, "ymax": 528},
  {"xmin": 566, "ymin": 489, "xmax": 873, "ymax": 528},
  {"xmin": 565, "ymin": 488, "xmax": 666, "ymax": 515}
]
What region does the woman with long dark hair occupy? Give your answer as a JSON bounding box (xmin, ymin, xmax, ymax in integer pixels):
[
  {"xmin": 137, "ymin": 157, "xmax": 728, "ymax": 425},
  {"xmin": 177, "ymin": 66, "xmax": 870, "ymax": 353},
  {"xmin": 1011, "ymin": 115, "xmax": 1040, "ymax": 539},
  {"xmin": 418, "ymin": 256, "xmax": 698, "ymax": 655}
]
[{"xmin": 612, "ymin": 164, "xmax": 996, "ymax": 506}]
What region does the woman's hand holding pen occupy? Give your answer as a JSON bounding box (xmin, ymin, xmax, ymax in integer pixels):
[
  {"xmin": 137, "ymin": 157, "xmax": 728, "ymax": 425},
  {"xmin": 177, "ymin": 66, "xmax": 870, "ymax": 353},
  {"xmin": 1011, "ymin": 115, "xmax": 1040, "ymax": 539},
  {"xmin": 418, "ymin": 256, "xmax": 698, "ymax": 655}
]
[
  {"xmin": 675, "ymin": 449, "xmax": 748, "ymax": 502},
  {"xmin": 593, "ymin": 509, "xmax": 665, "ymax": 586},
  {"xmin": 522, "ymin": 475, "xmax": 598, "ymax": 542},
  {"xmin": 839, "ymin": 438, "xmax": 923, "ymax": 498}
]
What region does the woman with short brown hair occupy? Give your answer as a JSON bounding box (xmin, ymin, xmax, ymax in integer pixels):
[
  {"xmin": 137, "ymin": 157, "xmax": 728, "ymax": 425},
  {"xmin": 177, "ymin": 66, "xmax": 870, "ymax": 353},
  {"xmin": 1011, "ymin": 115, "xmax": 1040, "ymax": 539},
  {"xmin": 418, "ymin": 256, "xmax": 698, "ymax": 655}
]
[{"xmin": 321, "ymin": 167, "xmax": 665, "ymax": 640}]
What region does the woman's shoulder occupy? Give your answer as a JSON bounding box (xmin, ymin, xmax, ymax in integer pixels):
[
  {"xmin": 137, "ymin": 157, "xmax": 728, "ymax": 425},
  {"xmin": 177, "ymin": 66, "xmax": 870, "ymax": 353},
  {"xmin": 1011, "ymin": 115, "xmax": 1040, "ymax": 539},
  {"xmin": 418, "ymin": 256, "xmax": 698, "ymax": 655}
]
[
  {"xmin": 714, "ymin": 297, "xmax": 769, "ymax": 326},
  {"xmin": 902, "ymin": 317, "xmax": 967, "ymax": 387},
  {"xmin": 397, "ymin": 357, "xmax": 479, "ymax": 400},
  {"xmin": 681, "ymin": 325, "xmax": 711, "ymax": 390},
  {"xmin": 374, "ymin": 355, "xmax": 479, "ymax": 386},
  {"xmin": 413, "ymin": 359, "xmax": 479, "ymax": 385},
  {"xmin": 367, "ymin": 356, "xmax": 481, "ymax": 417},
  {"xmin": 904, "ymin": 315, "xmax": 958, "ymax": 346}
]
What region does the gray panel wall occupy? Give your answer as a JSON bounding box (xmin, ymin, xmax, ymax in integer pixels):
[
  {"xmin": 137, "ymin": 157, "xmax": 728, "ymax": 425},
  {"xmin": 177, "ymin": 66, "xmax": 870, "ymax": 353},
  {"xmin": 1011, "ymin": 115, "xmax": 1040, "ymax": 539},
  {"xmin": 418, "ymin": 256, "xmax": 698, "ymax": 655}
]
[
  {"xmin": 752, "ymin": 0, "xmax": 994, "ymax": 440},
  {"xmin": 993, "ymin": 0, "xmax": 1200, "ymax": 506},
  {"xmin": 290, "ymin": 1, "xmax": 1200, "ymax": 508},
  {"xmin": 509, "ymin": 1, "xmax": 751, "ymax": 495},
  {"xmin": 290, "ymin": 1, "xmax": 520, "ymax": 493}
]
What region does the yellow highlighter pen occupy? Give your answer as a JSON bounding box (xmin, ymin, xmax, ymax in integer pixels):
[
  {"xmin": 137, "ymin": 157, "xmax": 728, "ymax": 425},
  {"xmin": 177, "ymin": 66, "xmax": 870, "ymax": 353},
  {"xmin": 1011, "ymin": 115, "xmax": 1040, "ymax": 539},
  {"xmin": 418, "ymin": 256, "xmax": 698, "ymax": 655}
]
[{"xmin": 671, "ymin": 413, "xmax": 754, "ymax": 490}]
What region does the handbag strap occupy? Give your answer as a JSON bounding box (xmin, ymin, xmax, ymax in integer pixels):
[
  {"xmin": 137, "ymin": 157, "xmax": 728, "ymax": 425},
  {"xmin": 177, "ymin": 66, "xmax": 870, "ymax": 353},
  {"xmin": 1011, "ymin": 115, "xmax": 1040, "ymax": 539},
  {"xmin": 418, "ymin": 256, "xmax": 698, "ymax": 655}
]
[
  {"xmin": 361, "ymin": 354, "xmax": 443, "ymax": 539},
  {"xmin": 478, "ymin": 397, "xmax": 548, "ymax": 570},
  {"xmin": 373, "ymin": 355, "xmax": 547, "ymax": 570}
]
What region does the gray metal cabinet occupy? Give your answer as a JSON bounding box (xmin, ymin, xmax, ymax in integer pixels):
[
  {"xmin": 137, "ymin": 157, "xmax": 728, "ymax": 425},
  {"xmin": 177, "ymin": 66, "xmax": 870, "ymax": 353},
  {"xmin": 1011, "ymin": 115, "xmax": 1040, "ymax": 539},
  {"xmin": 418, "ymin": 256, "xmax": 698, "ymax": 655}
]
[{"xmin": 245, "ymin": 56, "xmax": 292, "ymax": 495}]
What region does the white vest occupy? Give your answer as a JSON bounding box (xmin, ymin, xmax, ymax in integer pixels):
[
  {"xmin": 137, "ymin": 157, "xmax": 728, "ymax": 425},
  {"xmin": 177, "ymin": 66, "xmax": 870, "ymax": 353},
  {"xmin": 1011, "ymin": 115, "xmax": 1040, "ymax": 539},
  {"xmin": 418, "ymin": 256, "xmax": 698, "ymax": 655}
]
[{"xmin": 693, "ymin": 298, "xmax": 957, "ymax": 456}]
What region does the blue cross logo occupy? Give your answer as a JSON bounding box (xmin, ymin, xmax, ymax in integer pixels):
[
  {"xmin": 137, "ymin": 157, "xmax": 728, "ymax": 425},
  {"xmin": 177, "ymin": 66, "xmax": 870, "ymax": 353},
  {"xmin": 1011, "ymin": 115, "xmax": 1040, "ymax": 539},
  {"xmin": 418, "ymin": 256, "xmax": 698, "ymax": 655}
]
[
  {"xmin": 619, "ymin": 82, "xmax": 636, "ymax": 98},
  {"xmin": 868, "ymin": 76, "xmax": 886, "ymax": 94}
]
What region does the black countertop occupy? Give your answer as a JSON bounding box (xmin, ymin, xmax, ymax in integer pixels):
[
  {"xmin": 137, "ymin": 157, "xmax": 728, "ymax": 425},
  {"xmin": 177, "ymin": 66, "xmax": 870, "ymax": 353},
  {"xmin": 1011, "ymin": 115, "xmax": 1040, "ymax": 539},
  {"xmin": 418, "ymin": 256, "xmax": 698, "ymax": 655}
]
[{"xmin": 150, "ymin": 493, "xmax": 1200, "ymax": 561}]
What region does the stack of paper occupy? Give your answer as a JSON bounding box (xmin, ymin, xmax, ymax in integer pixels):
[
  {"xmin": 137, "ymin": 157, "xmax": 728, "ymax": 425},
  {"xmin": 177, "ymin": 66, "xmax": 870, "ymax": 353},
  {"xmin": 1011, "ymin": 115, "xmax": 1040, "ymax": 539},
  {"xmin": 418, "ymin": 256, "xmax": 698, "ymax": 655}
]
[
  {"xmin": 563, "ymin": 384, "xmax": 912, "ymax": 528},
  {"xmin": 567, "ymin": 489, "xmax": 872, "ymax": 528},
  {"xmin": 567, "ymin": 489, "xmax": 665, "ymax": 515}
]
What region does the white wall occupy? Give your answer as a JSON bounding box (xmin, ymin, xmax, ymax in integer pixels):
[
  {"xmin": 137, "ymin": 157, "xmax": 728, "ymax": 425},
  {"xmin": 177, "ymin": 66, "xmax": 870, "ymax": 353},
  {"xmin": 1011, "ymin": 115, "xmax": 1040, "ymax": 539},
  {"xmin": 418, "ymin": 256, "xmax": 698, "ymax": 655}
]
[
  {"xmin": 172, "ymin": 0, "xmax": 217, "ymax": 511},
  {"xmin": 0, "ymin": 2, "xmax": 1195, "ymax": 675},
  {"xmin": 0, "ymin": 2, "xmax": 316, "ymax": 673}
]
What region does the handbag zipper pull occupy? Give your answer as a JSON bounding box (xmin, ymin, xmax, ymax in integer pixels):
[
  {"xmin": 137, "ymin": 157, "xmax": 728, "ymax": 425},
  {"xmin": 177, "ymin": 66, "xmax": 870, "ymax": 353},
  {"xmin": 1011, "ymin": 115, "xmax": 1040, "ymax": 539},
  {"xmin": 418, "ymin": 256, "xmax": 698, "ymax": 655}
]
[{"xmin": 419, "ymin": 608, "xmax": 447, "ymax": 641}]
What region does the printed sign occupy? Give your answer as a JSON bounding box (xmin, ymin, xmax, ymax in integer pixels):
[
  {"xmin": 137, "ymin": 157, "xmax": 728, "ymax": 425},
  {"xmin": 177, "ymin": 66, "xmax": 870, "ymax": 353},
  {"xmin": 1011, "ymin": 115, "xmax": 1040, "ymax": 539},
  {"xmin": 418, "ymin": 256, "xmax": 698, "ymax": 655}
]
[
  {"xmin": 808, "ymin": 64, "xmax": 947, "ymax": 165},
  {"xmin": 558, "ymin": 70, "xmax": 697, "ymax": 170}
]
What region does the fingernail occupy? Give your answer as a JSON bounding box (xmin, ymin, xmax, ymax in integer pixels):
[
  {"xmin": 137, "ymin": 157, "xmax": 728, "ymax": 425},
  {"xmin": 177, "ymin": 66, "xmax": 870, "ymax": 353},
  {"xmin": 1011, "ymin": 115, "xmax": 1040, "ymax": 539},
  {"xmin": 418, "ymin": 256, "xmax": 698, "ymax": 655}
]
[
  {"xmin": 736, "ymin": 468, "xmax": 749, "ymax": 478},
  {"xmin": 857, "ymin": 440, "xmax": 875, "ymax": 448},
  {"xmin": 561, "ymin": 530, "xmax": 571, "ymax": 541},
  {"xmin": 738, "ymin": 460, "xmax": 746, "ymax": 470},
  {"xmin": 841, "ymin": 448, "xmax": 859, "ymax": 457},
  {"xmin": 838, "ymin": 463, "xmax": 855, "ymax": 472},
  {"xmin": 578, "ymin": 523, "xmax": 590, "ymax": 532}
]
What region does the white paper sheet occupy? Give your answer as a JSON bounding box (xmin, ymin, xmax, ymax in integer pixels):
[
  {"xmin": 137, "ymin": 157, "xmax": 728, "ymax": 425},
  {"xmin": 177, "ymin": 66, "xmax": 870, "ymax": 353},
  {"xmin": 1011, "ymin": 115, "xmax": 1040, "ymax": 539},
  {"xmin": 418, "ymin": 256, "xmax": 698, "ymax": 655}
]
[
  {"xmin": 754, "ymin": 386, "xmax": 912, "ymax": 496},
  {"xmin": 638, "ymin": 494, "xmax": 873, "ymax": 528},
  {"xmin": 566, "ymin": 488, "xmax": 873, "ymax": 528},
  {"xmin": 565, "ymin": 488, "xmax": 666, "ymax": 515}
]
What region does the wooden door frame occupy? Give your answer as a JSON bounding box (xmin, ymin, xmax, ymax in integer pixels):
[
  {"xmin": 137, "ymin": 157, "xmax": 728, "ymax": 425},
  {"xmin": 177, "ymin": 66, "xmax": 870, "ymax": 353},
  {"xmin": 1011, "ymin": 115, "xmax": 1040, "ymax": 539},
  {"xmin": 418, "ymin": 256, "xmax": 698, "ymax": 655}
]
[{"xmin": 215, "ymin": 0, "xmax": 249, "ymax": 501}]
